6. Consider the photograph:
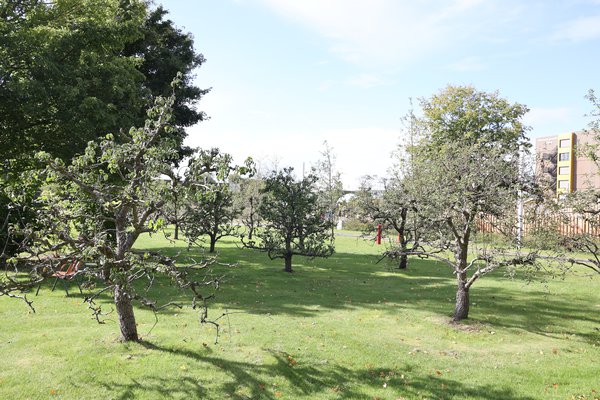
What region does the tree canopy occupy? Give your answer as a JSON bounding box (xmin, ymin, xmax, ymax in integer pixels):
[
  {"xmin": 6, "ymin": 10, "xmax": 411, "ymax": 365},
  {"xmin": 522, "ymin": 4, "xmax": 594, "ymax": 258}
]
[
  {"xmin": 244, "ymin": 168, "xmax": 334, "ymax": 273},
  {"xmin": 0, "ymin": 0, "xmax": 207, "ymax": 163},
  {"xmin": 405, "ymin": 85, "xmax": 537, "ymax": 321}
]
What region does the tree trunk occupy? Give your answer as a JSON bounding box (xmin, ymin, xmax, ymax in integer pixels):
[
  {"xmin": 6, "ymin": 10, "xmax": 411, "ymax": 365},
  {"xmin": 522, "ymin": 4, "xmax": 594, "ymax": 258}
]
[
  {"xmin": 114, "ymin": 284, "xmax": 138, "ymax": 342},
  {"xmin": 174, "ymin": 220, "xmax": 179, "ymax": 240},
  {"xmin": 453, "ymin": 273, "xmax": 469, "ymax": 321},
  {"xmin": 284, "ymin": 253, "xmax": 293, "ymax": 273},
  {"xmin": 209, "ymin": 236, "xmax": 216, "ymax": 253},
  {"xmin": 398, "ymin": 254, "xmax": 408, "ymax": 269}
]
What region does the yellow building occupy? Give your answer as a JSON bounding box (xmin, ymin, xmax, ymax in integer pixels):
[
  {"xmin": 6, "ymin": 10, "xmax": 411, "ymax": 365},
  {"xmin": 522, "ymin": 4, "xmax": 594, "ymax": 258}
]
[{"xmin": 536, "ymin": 131, "xmax": 600, "ymax": 195}]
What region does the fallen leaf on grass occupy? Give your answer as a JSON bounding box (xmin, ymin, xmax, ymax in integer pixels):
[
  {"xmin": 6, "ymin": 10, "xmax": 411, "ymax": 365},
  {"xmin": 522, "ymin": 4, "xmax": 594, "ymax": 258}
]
[{"xmin": 274, "ymin": 391, "xmax": 283, "ymax": 398}]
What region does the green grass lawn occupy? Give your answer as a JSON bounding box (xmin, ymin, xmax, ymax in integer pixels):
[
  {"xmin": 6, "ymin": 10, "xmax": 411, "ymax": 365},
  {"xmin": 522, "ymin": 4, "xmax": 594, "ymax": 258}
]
[{"xmin": 1, "ymin": 234, "xmax": 599, "ymax": 400}]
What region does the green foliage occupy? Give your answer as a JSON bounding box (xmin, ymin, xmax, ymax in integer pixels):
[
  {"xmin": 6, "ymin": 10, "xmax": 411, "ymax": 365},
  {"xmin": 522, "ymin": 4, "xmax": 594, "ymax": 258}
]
[
  {"xmin": 522, "ymin": 227, "xmax": 564, "ymax": 251},
  {"xmin": 180, "ymin": 149, "xmax": 252, "ymax": 252},
  {"xmin": 0, "ymin": 89, "xmax": 220, "ymax": 341},
  {"xmin": 341, "ymin": 217, "xmax": 374, "ymax": 232},
  {"xmin": 123, "ymin": 5, "xmax": 210, "ymax": 162},
  {"xmin": 418, "ymin": 85, "xmax": 530, "ymax": 152},
  {"xmin": 0, "ymin": 0, "xmax": 207, "ymax": 164},
  {"xmin": 0, "ymin": 0, "xmax": 147, "ymax": 161},
  {"xmin": 553, "ymin": 90, "xmax": 600, "ymax": 275},
  {"xmin": 246, "ymin": 167, "xmax": 334, "ymax": 272},
  {"xmin": 0, "ymin": 0, "xmax": 209, "ymax": 279},
  {"xmin": 355, "ymin": 175, "xmax": 420, "ymax": 268},
  {"xmin": 0, "ymin": 161, "xmax": 43, "ymax": 259}
]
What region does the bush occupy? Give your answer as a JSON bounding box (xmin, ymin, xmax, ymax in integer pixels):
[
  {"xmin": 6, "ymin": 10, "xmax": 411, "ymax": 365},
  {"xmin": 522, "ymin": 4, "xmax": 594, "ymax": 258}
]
[
  {"xmin": 341, "ymin": 218, "xmax": 375, "ymax": 232},
  {"xmin": 522, "ymin": 227, "xmax": 564, "ymax": 250}
]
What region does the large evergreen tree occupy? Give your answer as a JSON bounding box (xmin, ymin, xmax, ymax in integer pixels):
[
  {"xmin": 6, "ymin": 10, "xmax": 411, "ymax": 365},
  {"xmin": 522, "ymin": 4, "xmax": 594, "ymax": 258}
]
[
  {"xmin": 0, "ymin": 0, "xmax": 208, "ymax": 255},
  {"xmin": 0, "ymin": 0, "xmax": 207, "ymax": 163}
]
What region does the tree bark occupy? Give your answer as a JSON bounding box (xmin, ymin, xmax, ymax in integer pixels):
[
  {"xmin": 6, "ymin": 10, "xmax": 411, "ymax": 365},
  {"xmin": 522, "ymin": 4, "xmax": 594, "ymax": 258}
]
[
  {"xmin": 209, "ymin": 236, "xmax": 216, "ymax": 253},
  {"xmin": 453, "ymin": 272, "xmax": 469, "ymax": 321},
  {"xmin": 174, "ymin": 220, "xmax": 179, "ymax": 240},
  {"xmin": 452, "ymin": 237, "xmax": 470, "ymax": 321},
  {"xmin": 398, "ymin": 254, "xmax": 408, "ymax": 269},
  {"xmin": 114, "ymin": 284, "xmax": 138, "ymax": 342},
  {"xmin": 284, "ymin": 253, "xmax": 293, "ymax": 273}
]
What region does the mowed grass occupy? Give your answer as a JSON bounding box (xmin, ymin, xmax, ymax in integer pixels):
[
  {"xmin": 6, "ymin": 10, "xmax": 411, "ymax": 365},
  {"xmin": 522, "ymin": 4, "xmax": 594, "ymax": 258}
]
[{"xmin": 1, "ymin": 234, "xmax": 599, "ymax": 400}]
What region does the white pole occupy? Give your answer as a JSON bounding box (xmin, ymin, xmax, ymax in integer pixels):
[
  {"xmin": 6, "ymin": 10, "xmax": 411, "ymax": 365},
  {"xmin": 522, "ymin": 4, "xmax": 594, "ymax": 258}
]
[{"xmin": 517, "ymin": 146, "xmax": 524, "ymax": 247}]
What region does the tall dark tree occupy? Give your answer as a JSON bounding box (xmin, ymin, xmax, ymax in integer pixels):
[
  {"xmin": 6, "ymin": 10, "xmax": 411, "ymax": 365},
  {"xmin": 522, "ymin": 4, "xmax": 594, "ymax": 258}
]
[
  {"xmin": 1, "ymin": 0, "xmax": 208, "ymax": 253},
  {"xmin": 123, "ymin": 5, "xmax": 209, "ymax": 162},
  {"xmin": 244, "ymin": 168, "xmax": 334, "ymax": 273},
  {"xmin": 0, "ymin": 0, "xmax": 147, "ymax": 162},
  {"xmin": 0, "ymin": 1, "xmax": 208, "ymax": 163}
]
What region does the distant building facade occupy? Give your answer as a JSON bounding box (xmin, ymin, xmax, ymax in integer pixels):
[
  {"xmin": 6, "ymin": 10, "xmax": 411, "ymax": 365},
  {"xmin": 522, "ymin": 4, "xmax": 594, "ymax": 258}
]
[{"xmin": 536, "ymin": 131, "xmax": 600, "ymax": 195}]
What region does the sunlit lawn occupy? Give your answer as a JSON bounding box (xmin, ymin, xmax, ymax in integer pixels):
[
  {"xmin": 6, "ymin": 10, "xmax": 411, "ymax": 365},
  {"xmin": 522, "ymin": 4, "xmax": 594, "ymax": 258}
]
[{"xmin": 1, "ymin": 233, "xmax": 599, "ymax": 399}]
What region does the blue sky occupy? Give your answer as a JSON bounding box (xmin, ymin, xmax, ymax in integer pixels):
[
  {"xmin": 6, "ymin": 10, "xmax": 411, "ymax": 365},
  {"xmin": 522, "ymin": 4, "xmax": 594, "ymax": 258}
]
[{"xmin": 161, "ymin": 0, "xmax": 600, "ymax": 189}]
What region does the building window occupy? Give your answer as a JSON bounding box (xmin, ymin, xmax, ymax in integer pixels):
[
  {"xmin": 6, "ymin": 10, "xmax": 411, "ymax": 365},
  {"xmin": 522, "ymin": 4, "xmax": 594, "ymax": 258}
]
[
  {"xmin": 559, "ymin": 152, "xmax": 570, "ymax": 161},
  {"xmin": 559, "ymin": 139, "xmax": 571, "ymax": 148},
  {"xmin": 558, "ymin": 180, "xmax": 570, "ymax": 190},
  {"xmin": 559, "ymin": 166, "xmax": 570, "ymax": 175}
]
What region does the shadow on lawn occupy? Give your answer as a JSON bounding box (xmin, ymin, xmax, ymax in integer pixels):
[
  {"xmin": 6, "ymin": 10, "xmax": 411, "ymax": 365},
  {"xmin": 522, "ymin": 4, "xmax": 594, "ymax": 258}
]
[
  {"xmin": 98, "ymin": 375, "xmax": 207, "ymax": 400},
  {"xmin": 150, "ymin": 245, "xmax": 600, "ymax": 334},
  {"xmin": 44, "ymin": 243, "xmax": 599, "ymax": 346},
  {"xmin": 96, "ymin": 341, "xmax": 536, "ymax": 400}
]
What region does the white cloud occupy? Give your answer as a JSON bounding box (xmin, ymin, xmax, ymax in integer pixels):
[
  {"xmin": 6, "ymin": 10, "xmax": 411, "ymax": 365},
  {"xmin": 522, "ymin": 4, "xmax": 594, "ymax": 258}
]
[
  {"xmin": 552, "ymin": 15, "xmax": 600, "ymax": 42},
  {"xmin": 185, "ymin": 124, "xmax": 400, "ymax": 190},
  {"xmin": 258, "ymin": 0, "xmax": 511, "ymax": 67}
]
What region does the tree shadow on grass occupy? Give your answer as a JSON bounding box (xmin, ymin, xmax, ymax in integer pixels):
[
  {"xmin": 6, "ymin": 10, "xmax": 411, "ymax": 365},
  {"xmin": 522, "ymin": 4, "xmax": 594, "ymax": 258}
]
[
  {"xmin": 461, "ymin": 285, "xmax": 600, "ymax": 346},
  {"xmin": 146, "ymin": 245, "xmax": 598, "ymax": 332},
  {"xmin": 95, "ymin": 340, "xmax": 537, "ymax": 400},
  {"xmin": 60, "ymin": 243, "xmax": 599, "ymax": 346},
  {"xmin": 98, "ymin": 375, "xmax": 207, "ymax": 400}
]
